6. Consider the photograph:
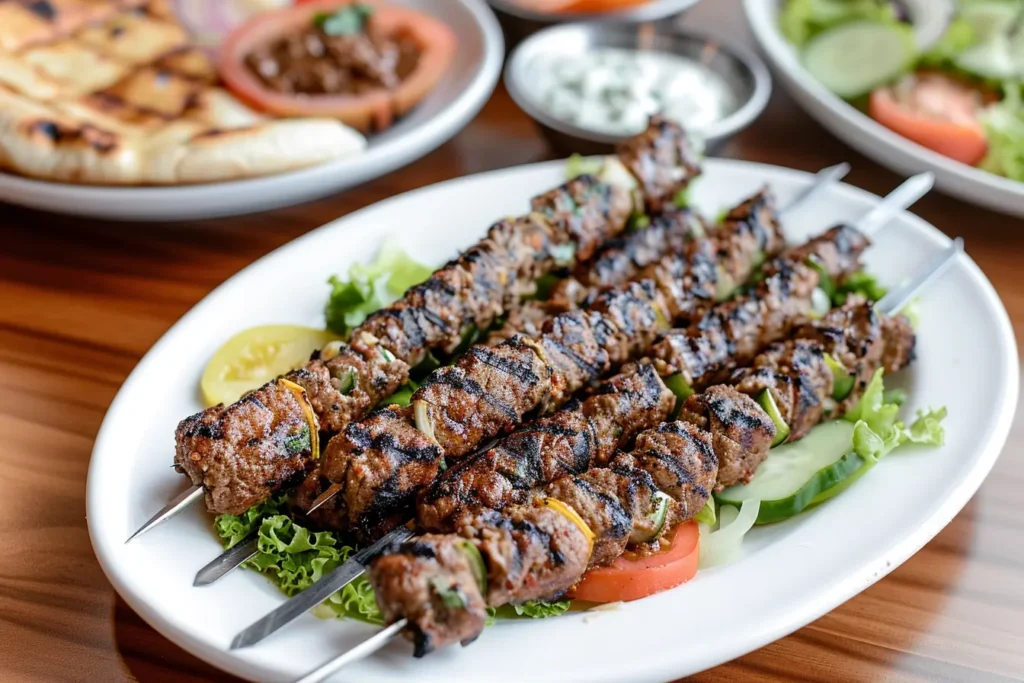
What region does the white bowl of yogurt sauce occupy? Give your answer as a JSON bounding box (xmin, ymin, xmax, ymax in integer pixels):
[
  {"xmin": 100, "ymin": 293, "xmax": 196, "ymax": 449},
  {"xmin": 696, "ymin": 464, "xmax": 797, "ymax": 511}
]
[{"xmin": 505, "ymin": 22, "xmax": 772, "ymax": 155}]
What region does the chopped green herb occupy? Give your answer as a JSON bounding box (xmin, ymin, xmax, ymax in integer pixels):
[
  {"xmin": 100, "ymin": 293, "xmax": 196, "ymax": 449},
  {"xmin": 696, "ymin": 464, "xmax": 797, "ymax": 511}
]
[
  {"xmin": 284, "ymin": 424, "xmax": 311, "ymax": 455},
  {"xmin": 314, "ymin": 3, "xmax": 374, "ymax": 36}
]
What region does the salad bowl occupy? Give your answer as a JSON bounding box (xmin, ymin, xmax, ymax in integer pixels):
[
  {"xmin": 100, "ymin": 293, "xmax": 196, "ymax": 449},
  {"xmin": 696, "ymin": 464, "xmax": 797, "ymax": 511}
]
[{"xmin": 744, "ymin": 0, "xmax": 1024, "ymax": 217}]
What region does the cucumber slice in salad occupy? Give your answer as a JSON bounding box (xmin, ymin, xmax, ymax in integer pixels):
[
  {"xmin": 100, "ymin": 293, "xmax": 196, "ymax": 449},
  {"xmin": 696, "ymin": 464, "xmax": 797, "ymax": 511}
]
[
  {"xmin": 715, "ymin": 420, "xmax": 862, "ymax": 524},
  {"xmin": 756, "ymin": 389, "xmax": 791, "ymax": 446},
  {"xmin": 803, "ymin": 21, "xmax": 917, "ymax": 99}
]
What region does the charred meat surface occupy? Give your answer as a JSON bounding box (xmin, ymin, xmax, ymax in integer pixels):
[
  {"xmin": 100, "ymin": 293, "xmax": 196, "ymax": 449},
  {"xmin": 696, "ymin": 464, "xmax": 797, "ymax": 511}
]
[
  {"xmin": 679, "ymin": 385, "xmax": 777, "ymax": 490},
  {"xmin": 173, "ymin": 117, "xmax": 698, "ymax": 515},
  {"xmin": 617, "ymin": 114, "xmax": 701, "ymax": 212},
  {"xmin": 418, "ymin": 363, "xmax": 674, "ymax": 533},
  {"xmin": 173, "ymin": 382, "xmax": 315, "ymax": 515},
  {"xmin": 370, "ymin": 535, "xmax": 489, "ymax": 657}
]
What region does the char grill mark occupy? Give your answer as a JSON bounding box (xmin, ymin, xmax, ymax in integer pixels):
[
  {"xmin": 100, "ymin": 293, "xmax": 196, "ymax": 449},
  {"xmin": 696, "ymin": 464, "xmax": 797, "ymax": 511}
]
[
  {"xmin": 617, "ymin": 114, "xmax": 701, "ymax": 212},
  {"xmin": 416, "ymin": 363, "xmax": 674, "ymax": 532},
  {"xmin": 171, "ymin": 138, "xmax": 650, "ymax": 515},
  {"xmin": 369, "ymin": 303, "xmax": 919, "ymax": 651},
  {"xmin": 173, "ymin": 381, "xmax": 315, "ymax": 516},
  {"xmin": 652, "ymin": 262, "xmax": 818, "ymax": 387},
  {"xmin": 317, "ymin": 195, "xmax": 833, "ymax": 540},
  {"xmin": 680, "ymin": 385, "xmax": 778, "ymax": 490}
]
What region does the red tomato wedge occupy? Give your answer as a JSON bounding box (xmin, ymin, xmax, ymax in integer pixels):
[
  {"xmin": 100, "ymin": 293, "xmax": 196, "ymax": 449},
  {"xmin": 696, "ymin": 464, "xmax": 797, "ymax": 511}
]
[
  {"xmin": 869, "ymin": 72, "xmax": 990, "ymax": 166},
  {"xmin": 219, "ymin": 0, "xmax": 456, "ymax": 132},
  {"xmin": 570, "ymin": 522, "xmax": 700, "ymax": 603}
]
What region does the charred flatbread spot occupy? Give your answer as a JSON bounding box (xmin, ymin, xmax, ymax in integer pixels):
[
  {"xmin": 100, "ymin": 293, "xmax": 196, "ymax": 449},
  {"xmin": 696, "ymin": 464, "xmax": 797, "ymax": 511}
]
[{"xmin": 26, "ymin": 1, "xmax": 56, "ymax": 21}]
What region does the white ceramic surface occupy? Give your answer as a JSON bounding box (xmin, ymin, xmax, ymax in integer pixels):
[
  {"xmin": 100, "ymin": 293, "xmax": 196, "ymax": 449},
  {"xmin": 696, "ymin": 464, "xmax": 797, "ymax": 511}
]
[
  {"xmin": 0, "ymin": 0, "xmax": 503, "ymax": 222},
  {"xmin": 744, "ymin": 0, "xmax": 1024, "ymax": 217},
  {"xmin": 87, "ymin": 159, "xmax": 1017, "ymax": 683}
]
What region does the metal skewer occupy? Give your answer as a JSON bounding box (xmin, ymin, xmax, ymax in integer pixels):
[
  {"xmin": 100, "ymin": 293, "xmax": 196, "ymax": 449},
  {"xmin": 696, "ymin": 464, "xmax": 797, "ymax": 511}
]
[
  {"xmin": 196, "ymin": 164, "xmax": 852, "ymax": 586},
  {"xmin": 231, "ymin": 169, "xmax": 931, "ymax": 652},
  {"xmin": 295, "ymin": 164, "xmax": 860, "ymax": 522},
  {"xmin": 125, "ymin": 485, "xmax": 203, "ymax": 543},
  {"xmin": 295, "ymin": 619, "xmax": 408, "ymax": 683},
  {"xmin": 288, "ymin": 234, "xmax": 965, "ymax": 683}
]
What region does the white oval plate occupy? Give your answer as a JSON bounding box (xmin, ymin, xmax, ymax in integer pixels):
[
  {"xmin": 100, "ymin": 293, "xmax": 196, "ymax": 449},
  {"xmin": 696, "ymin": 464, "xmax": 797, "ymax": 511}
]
[
  {"xmin": 0, "ymin": 0, "xmax": 502, "ymax": 222},
  {"xmin": 87, "ymin": 159, "xmax": 1018, "ymax": 682},
  {"xmin": 743, "ymin": 0, "xmax": 1024, "ymax": 217}
]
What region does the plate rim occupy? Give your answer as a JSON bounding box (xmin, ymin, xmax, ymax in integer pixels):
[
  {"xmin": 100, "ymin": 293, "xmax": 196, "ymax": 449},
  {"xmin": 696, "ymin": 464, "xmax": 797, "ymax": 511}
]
[
  {"xmin": 86, "ymin": 158, "xmax": 1020, "ymax": 682},
  {"xmin": 0, "ymin": 0, "xmax": 504, "ymax": 221},
  {"xmin": 742, "ymin": 0, "xmax": 1024, "ymax": 213}
]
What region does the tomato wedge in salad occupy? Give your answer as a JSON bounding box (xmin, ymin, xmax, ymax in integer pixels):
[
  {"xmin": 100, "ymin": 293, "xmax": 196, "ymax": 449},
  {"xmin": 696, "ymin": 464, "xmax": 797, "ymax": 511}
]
[
  {"xmin": 869, "ymin": 72, "xmax": 992, "ymax": 166},
  {"xmin": 570, "ymin": 522, "xmax": 700, "ymax": 603},
  {"xmin": 219, "ymin": 0, "xmax": 456, "ymax": 132}
]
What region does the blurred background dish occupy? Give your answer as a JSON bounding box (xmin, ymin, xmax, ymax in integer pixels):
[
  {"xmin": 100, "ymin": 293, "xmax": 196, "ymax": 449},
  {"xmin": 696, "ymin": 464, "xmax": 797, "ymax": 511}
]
[
  {"xmin": 745, "ymin": 0, "xmax": 1024, "ymax": 217},
  {"xmin": 505, "ymin": 22, "xmax": 771, "ymax": 155},
  {"xmin": 0, "ymin": 0, "xmax": 503, "ymax": 220},
  {"xmin": 488, "ymin": 0, "xmax": 702, "ymax": 47}
]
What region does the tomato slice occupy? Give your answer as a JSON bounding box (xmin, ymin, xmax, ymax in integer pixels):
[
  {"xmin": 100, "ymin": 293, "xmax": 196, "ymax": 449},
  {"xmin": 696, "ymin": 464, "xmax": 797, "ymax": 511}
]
[
  {"xmin": 218, "ymin": 0, "xmax": 456, "ymax": 132},
  {"xmin": 869, "ymin": 72, "xmax": 990, "ymax": 166},
  {"xmin": 569, "ymin": 522, "xmax": 700, "ymax": 603},
  {"xmin": 201, "ymin": 325, "xmax": 339, "ymax": 407}
]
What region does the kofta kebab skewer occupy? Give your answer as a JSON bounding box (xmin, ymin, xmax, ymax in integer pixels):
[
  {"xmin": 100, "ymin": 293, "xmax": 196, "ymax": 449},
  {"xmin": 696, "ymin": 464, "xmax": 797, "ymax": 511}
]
[
  {"xmin": 194, "ymin": 165, "xmax": 846, "ymax": 590},
  {"xmin": 294, "ymin": 240, "xmax": 961, "ymax": 681},
  {"xmin": 227, "ymin": 173, "xmax": 932, "ymax": 651},
  {"xmin": 129, "ymin": 117, "xmax": 702, "ymax": 542}
]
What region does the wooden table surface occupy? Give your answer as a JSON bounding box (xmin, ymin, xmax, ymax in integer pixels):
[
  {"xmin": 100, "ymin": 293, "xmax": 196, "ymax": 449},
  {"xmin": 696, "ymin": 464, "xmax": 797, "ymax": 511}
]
[{"xmin": 2, "ymin": 2, "xmax": 1023, "ymax": 682}]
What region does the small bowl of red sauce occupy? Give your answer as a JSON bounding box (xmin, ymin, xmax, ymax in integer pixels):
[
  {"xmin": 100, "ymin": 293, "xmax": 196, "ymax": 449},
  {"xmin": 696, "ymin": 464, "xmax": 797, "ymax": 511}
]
[{"xmin": 488, "ymin": 0, "xmax": 703, "ymax": 48}]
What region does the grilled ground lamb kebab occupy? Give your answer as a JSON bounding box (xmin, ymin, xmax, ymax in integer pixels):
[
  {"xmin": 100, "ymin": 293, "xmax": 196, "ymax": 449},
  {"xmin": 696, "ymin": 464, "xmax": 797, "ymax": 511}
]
[
  {"xmin": 486, "ymin": 207, "xmax": 708, "ymax": 345},
  {"xmin": 414, "ymin": 224, "xmax": 869, "ymax": 534},
  {"xmin": 367, "ymin": 299, "xmax": 916, "ymax": 657},
  {"xmin": 299, "ymin": 190, "xmax": 787, "ymax": 543},
  {"xmin": 172, "ymin": 118, "xmax": 700, "ymax": 517}
]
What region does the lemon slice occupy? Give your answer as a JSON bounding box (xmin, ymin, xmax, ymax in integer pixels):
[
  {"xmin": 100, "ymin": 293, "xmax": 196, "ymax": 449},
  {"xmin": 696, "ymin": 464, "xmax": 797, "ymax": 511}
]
[{"xmin": 200, "ymin": 325, "xmax": 338, "ymax": 407}]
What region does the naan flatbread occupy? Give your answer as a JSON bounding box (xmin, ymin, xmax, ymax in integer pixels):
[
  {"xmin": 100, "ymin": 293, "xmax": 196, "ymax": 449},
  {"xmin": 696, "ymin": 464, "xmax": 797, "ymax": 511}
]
[{"xmin": 0, "ymin": 0, "xmax": 366, "ymax": 185}]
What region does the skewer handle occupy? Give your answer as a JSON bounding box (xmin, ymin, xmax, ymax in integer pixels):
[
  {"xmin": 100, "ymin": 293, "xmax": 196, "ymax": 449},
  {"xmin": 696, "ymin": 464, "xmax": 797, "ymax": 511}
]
[
  {"xmin": 295, "ymin": 618, "xmax": 408, "ymax": 683},
  {"xmin": 778, "ymin": 163, "xmax": 850, "ymax": 216},
  {"xmin": 854, "ymin": 172, "xmax": 935, "ymax": 236},
  {"xmin": 877, "ymin": 238, "xmax": 963, "ymax": 316}
]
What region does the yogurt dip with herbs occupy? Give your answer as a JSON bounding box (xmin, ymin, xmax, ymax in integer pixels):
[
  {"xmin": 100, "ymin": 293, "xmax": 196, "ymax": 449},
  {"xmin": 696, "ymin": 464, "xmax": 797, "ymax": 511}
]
[{"xmin": 526, "ymin": 47, "xmax": 737, "ymax": 137}]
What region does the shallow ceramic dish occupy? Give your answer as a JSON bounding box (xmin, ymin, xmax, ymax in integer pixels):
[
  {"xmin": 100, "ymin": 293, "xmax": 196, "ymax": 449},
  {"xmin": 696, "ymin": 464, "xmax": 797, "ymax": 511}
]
[
  {"xmin": 0, "ymin": 0, "xmax": 503, "ymax": 222},
  {"xmin": 505, "ymin": 23, "xmax": 772, "ymax": 156},
  {"xmin": 744, "ymin": 0, "xmax": 1024, "ymax": 217},
  {"xmin": 87, "ymin": 156, "xmax": 1017, "ymax": 681}
]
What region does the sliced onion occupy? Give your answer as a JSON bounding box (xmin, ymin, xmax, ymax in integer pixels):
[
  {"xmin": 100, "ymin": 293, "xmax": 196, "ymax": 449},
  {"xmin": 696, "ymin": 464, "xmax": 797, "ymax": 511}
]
[
  {"xmin": 698, "ymin": 499, "xmax": 760, "ymax": 569},
  {"xmin": 413, "ymin": 399, "xmax": 439, "ymax": 446}
]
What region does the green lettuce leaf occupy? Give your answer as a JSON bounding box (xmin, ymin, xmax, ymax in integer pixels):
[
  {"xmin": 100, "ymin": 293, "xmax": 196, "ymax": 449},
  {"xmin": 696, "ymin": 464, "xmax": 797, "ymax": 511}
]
[
  {"xmin": 812, "ymin": 371, "xmax": 946, "ymax": 504},
  {"xmin": 244, "ymin": 514, "xmax": 383, "ymax": 624},
  {"xmin": 566, "ymin": 153, "xmax": 604, "ymax": 179},
  {"xmin": 981, "ymin": 84, "xmax": 1024, "ymax": 182},
  {"xmin": 780, "ymin": 0, "xmax": 899, "ymax": 47},
  {"xmin": 833, "ymin": 270, "xmax": 888, "ymax": 306},
  {"xmin": 214, "ymin": 492, "xmax": 288, "ymax": 549},
  {"xmin": 905, "ymin": 407, "xmax": 947, "ymax": 446},
  {"xmin": 325, "ymin": 243, "xmax": 433, "ymax": 336},
  {"xmin": 513, "ymin": 600, "xmax": 571, "ymax": 618},
  {"xmin": 920, "ymin": 16, "xmax": 978, "ymax": 67},
  {"xmin": 694, "ymin": 499, "xmax": 717, "ymax": 526}
]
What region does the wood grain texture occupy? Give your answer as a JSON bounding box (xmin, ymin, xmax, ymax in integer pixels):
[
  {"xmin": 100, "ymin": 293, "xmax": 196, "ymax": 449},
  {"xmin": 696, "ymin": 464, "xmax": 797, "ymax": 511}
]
[{"xmin": 0, "ymin": 1, "xmax": 1022, "ymax": 681}]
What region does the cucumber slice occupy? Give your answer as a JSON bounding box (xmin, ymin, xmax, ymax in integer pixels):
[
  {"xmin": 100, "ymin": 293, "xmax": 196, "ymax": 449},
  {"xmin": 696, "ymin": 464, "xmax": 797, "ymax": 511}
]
[
  {"xmin": 824, "ymin": 354, "xmax": 855, "ymax": 400},
  {"xmin": 803, "ymin": 21, "xmax": 917, "ymax": 99},
  {"xmin": 715, "ymin": 420, "xmax": 862, "ymax": 524},
  {"xmin": 756, "ymin": 389, "xmax": 791, "ymax": 447}
]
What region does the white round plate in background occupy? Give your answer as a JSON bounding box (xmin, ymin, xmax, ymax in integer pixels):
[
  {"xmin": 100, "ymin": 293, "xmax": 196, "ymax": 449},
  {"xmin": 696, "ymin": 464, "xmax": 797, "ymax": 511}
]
[
  {"xmin": 744, "ymin": 0, "xmax": 1024, "ymax": 217},
  {"xmin": 87, "ymin": 159, "xmax": 1017, "ymax": 682},
  {"xmin": 0, "ymin": 0, "xmax": 503, "ymax": 222}
]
